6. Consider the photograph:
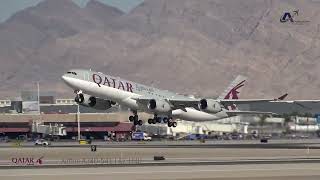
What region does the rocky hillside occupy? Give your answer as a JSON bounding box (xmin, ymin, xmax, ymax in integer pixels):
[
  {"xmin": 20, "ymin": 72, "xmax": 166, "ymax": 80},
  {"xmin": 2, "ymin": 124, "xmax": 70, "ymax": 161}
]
[{"xmin": 0, "ymin": 0, "xmax": 319, "ymax": 99}]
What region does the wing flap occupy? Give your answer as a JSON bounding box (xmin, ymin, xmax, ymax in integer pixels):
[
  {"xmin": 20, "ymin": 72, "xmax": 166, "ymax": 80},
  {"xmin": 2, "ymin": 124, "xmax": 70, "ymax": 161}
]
[
  {"xmin": 218, "ymin": 99, "xmax": 275, "ymax": 107},
  {"xmin": 226, "ymin": 110, "xmax": 277, "ymax": 116}
]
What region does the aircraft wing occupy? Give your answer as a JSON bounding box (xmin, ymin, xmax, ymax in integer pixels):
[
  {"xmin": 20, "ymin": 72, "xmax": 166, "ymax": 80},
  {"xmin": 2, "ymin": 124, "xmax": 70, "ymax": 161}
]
[
  {"xmin": 168, "ymin": 99, "xmax": 278, "ymax": 110},
  {"xmin": 134, "ymin": 97, "xmax": 282, "ymax": 110},
  {"xmin": 217, "ymin": 99, "xmax": 277, "ymax": 107},
  {"xmin": 218, "ymin": 93, "xmax": 288, "ymax": 107},
  {"xmin": 133, "ymin": 95, "xmax": 286, "ymax": 108},
  {"xmin": 269, "ymin": 100, "xmax": 320, "ymax": 110},
  {"xmin": 272, "ymin": 100, "xmax": 320, "ymax": 103}
]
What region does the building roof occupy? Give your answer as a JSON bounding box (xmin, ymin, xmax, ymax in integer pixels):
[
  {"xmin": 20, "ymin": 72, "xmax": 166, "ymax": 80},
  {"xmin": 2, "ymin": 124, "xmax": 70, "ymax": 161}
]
[
  {"xmin": 0, "ymin": 127, "xmax": 29, "ymax": 133},
  {"xmin": 66, "ymin": 123, "xmax": 134, "ymax": 132}
]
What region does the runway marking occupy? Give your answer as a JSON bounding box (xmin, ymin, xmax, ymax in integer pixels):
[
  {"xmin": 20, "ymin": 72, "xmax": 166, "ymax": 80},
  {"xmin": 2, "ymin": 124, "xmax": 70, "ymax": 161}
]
[
  {"xmin": 168, "ymin": 156, "xmax": 320, "ymax": 160},
  {"xmin": 1, "ymin": 167, "xmax": 320, "ymax": 177}
]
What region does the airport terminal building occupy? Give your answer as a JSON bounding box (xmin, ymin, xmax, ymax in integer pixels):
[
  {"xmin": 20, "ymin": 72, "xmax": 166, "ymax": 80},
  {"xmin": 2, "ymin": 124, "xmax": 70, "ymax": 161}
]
[{"xmin": 0, "ymin": 91, "xmax": 138, "ymax": 140}]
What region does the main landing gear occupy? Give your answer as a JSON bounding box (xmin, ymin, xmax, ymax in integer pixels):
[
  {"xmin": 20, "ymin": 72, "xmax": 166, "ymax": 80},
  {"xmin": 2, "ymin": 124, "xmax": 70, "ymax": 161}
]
[
  {"xmin": 129, "ymin": 111, "xmax": 143, "ymax": 126},
  {"xmin": 129, "ymin": 115, "xmax": 143, "ymax": 126},
  {"xmin": 129, "ymin": 111, "xmax": 177, "ymax": 128},
  {"xmin": 147, "ymin": 115, "xmax": 177, "ymax": 128}
]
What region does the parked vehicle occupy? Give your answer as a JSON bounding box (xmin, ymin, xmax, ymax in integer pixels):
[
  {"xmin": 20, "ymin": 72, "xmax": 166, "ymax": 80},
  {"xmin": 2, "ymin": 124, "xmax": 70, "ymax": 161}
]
[
  {"xmin": 35, "ymin": 139, "xmax": 51, "ymax": 146},
  {"xmin": 0, "ymin": 136, "xmax": 9, "ymax": 142}
]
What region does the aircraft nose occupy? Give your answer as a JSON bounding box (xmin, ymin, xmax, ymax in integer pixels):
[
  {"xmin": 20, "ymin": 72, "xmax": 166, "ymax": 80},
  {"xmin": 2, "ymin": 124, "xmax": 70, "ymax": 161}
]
[
  {"xmin": 61, "ymin": 74, "xmax": 72, "ymax": 85},
  {"xmin": 61, "ymin": 74, "xmax": 73, "ymax": 87},
  {"xmin": 61, "ymin": 75, "xmax": 67, "ymax": 82}
]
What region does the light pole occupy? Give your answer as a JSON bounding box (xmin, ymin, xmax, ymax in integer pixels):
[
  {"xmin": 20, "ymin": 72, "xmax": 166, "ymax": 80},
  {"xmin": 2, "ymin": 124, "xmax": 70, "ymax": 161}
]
[
  {"xmin": 307, "ymin": 117, "xmax": 310, "ymax": 155},
  {"xmin": 295, "ymin": 116, "xmax": 297, "ymax": 137},
  {"xmin": 77, "ymin": 104, "xmax": 81, "ymax": 140},
  {"xmin": 37, "ymin": 81, "xmax": 40, "ymax": 115}
]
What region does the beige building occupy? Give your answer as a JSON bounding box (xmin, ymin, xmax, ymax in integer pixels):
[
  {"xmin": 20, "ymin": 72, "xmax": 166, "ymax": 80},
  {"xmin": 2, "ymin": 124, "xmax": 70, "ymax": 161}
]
[
  {"xmin": 55, "ymin": 99, "xmax": 75, "ymax": 105},
  {"xmin": 0, "ymin": 100, "xmax": 11, "ymax": 107}
]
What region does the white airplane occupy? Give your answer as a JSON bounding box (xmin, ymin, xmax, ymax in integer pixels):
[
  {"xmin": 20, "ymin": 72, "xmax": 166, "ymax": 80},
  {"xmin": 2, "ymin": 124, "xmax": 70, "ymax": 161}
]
[{"xmin": 62, "ymin": 69, "xmax": 279, "ymax": 127}]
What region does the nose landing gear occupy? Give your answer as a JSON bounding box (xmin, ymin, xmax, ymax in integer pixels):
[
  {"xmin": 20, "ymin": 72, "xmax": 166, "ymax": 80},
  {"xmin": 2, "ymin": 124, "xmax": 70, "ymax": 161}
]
[{"xmin": 74, "ymin": 90, "xmax": 84, "ymax": 104}]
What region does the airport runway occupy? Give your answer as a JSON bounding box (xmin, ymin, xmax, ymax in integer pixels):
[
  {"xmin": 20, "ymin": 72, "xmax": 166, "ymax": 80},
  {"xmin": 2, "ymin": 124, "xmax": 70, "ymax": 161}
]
[
  {"xmin": 1, "ymin": 142, "xmax": 320, "ymax": 179},
  {"xmin": 1, "ymin": 147, "xmax": 319, "ymax": 160},
  {"xmin": 2, "ymin": 139, "xmax": 320, "ymax": 149},
  {"xmin": 1, "ymin": 146, "xmax": 320, "ymax": 168},
  {"xmin": 1, "ymin": 163, "xmax": 320, "ymax": 180}
]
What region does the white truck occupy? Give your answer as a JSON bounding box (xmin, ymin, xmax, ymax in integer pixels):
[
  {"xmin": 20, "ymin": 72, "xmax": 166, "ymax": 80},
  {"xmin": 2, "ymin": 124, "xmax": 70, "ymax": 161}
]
[{"xmin": 132, "ymin": 132, "xmax": 152, "ymax": 141}]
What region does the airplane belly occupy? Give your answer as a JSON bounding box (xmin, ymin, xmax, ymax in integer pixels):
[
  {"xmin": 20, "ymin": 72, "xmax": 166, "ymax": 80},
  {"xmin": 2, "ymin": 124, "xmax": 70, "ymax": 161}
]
[{"xmin": 172, "ymin": 108, "xmax": 228, "ymax": 121}]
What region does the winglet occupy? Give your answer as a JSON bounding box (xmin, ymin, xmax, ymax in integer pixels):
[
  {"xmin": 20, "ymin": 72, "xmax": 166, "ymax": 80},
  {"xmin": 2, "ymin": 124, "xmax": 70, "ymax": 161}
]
[{"xmin": 276, "ymin": 93, "xmax": 288, "ymax": 100}]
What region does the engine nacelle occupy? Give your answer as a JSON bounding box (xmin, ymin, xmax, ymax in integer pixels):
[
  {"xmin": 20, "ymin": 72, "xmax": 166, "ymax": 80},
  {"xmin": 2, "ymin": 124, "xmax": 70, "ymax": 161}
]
[
  {"xmin": 147, "ymin": 99, "xmax": 171, "ymax": 113},
  {"xmin": 75, "ymin": 93, "xmax": 114, "ymax": 110},
  {"xmin": 198, "ymin": 99, "xmax": 222, "ymax": 113}
]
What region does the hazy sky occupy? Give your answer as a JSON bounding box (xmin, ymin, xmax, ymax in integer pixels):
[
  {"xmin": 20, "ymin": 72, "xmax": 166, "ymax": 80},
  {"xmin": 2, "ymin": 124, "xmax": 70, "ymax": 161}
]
[{"xmin": 0, "ymin": 0, "xmax": 144, "ymax": 22}]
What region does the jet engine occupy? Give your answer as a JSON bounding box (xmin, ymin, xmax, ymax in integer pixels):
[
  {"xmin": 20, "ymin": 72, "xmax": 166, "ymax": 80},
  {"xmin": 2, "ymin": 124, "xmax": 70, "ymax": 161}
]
[
  {"xmin": 198, "ymin": 99, "xmax": 222, "ymax": 113},
  {"xmin": 147, "ymin": 99, "xmax": 171, "ymax": 113},
  {"xmin": 75, "ymin": 93, "xmax": 115, "ymax": 110}
]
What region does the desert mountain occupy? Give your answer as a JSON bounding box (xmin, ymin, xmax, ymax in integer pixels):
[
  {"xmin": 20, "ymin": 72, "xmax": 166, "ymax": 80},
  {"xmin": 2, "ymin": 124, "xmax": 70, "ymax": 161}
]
[{"xmin": 0, "ymin": 0, "xmax": 319, "ymax": 99}]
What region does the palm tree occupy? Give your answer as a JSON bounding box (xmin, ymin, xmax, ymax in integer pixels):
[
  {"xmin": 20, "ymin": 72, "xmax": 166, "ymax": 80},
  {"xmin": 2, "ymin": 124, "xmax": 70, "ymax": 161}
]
[
  {"xmin": 258, "ymin": 115, "xmax": 269, "ymax": 137},
  {"xmin": 282, "ymin": 113, "xmax": 291, "ymax": 123},
  {"xmin": 282, "ymin": 113, "xmax": 292, "ymax": 135}
]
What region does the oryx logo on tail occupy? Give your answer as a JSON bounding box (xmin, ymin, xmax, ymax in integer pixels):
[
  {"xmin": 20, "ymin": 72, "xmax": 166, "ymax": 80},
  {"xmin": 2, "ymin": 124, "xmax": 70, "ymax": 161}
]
[
  {"xmin": 218, "ymin": 75, "xmax": 247, "ymax": 110},
  {"xmin": 224, "ymin": 80, "xmax": 245, "ymax": 100}
]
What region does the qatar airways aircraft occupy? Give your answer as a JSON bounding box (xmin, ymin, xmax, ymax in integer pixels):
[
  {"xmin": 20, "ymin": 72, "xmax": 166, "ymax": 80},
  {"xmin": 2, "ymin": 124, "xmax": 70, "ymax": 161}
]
[{"xmin": 62, "ymin": 69, "xmax": 278, "ymax": 127}]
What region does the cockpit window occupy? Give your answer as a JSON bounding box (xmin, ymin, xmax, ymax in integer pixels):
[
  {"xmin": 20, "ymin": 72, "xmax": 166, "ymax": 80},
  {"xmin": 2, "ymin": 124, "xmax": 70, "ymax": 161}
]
[{"xmin": 67, "ymin": 72, "xmax": 77, "ymax": 75}]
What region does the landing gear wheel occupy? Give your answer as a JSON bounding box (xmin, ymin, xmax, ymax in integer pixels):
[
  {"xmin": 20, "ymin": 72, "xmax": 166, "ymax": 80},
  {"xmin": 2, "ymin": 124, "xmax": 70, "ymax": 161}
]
[
  {"xmin": 74, "ymin": 93, "xmax": 84, "ymax": 104},
  {"xmin": 152, "ymin": 118, "xmax": 157, "ymax": 124},
  {"xmin": 172, "ymin": 122, "xmax": 177, "ymax": 127},
  {"xmin": 138, "ymin": 120, "xmax": 143, "ymax": 126},
  {"xmin": 148, "ymin": 119, "xmax": 153, "ymax": 124},
  {"xmin": 156, "ymin": 117, "xmax": 162, "ymax": 123},
  {"xmin": 133, "ymin": 120, "xmax": 138, "ymax": 125},
  {"xmin": 75, "ymin": 96, "xmax": 80, "ymax": 103},
  {"xmin": 163, "ymin": 117, "xmax": 168, "ymax": 123},
  {"xmin": 134, "ymin": 115, "xmax": 138, "ymax": 121},
  {"xmin": 168, "ymin": 122, "xmax": 172, "ymax": 127},
  {"xmin": 130, "ymin": 110, "xmax": 141, "ymax": 125}
]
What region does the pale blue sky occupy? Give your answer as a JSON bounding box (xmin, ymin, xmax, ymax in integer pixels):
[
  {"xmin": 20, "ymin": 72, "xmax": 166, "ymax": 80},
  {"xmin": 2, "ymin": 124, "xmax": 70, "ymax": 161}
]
[{"xmin": 0, "ymin": 0, "xmax": 144, "ymax": 22}]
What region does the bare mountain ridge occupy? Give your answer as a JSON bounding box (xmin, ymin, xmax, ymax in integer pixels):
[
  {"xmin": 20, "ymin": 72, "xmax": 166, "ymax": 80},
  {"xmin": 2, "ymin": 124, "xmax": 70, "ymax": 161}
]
[
  {"xmin": 0, "ymin": 0, "xmax": 124, "ymax": 95},
  {"xmin": 0, "ymin": 0, "xmax": 320, "ymax": 99}
]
